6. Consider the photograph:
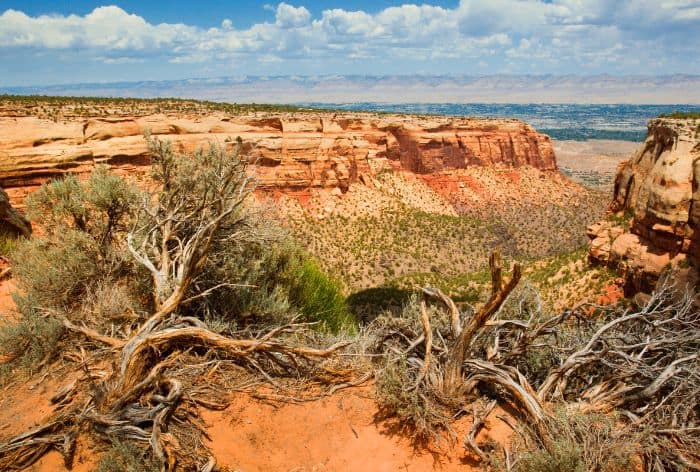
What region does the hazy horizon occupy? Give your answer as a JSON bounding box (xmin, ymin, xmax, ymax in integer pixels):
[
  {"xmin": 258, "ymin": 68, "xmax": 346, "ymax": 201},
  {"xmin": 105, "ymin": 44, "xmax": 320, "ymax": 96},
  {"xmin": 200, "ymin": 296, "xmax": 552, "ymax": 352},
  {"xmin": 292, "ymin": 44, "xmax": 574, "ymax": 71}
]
[{"xmin": 4, "ymin": 74, "xmax": 700, "ymax": 105}]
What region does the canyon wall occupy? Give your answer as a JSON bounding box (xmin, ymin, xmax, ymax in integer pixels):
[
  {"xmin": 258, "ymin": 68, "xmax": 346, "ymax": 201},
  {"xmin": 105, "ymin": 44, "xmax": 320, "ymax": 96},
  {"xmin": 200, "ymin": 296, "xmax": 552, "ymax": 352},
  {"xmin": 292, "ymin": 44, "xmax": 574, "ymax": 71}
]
[
  {"xmin": 588, "ymin": 118, "xmax": 700, "ymax": 292},
  {"xmin": 0, "ymin": 112, "xmax": 555, "ymax": 198}
]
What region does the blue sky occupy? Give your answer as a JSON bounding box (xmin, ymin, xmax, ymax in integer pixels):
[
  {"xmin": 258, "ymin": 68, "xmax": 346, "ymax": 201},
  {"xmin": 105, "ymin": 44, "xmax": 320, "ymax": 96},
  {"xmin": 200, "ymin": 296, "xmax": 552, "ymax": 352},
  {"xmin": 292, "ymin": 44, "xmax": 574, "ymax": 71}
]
[
  {"xmin": 1, "ymin": 1, "xmax": 699, "ymax": 86},
  {"xmin": 1, "ymin": 1, "xmax": 459, "ymax": 28}
]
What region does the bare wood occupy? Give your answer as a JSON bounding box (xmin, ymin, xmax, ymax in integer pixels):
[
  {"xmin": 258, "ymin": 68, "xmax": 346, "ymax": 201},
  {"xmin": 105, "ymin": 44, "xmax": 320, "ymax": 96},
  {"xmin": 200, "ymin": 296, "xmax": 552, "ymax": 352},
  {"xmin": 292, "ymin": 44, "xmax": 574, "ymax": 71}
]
[
  {"xmin": 119, "ymin": 326, "xmax": 350, "ymax": 390},
  {"xmin": 422, "ymin": 286, "xmax": 461, "ymax": 338},
  {"xmin": 61, "ymin": 318, "xmax": 124, "ymax": 348},
  {"xmin": 443, "ymin": 249, "xmax": 522, "ymax": 394},
  {"xmin": 464, "ymin": 399, "xmax": 497, "ymax": 462},
  {"xmin": 412, "ymin": 297, "xmax": 433, "ymax": 389}
]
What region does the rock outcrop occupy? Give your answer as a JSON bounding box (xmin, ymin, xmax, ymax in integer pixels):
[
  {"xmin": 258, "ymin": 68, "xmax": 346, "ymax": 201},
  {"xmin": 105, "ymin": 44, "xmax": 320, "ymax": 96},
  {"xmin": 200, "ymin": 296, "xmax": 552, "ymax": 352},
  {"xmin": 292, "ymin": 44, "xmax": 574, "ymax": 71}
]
[
  {"xmin": 588, "ymin": 118, "xmax": 700, "ymax": 292},
  {"xmin": 0, "ymin": 113, "xmax": 555, "ymax": 196},
  {"xmin": 0, "ymin": 186, "xmax": 30, "ymax": 237}
]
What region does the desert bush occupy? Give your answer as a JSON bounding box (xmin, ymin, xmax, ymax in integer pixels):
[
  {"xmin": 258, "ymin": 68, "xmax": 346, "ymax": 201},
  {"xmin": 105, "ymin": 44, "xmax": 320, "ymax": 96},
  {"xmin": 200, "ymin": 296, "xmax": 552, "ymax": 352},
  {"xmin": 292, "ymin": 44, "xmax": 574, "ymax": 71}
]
[
  {"xmin": 193, "ymin": 235, "xmax": 355, "ymax": 333},
  {"xmin": 372, "ymin": 297, "xmax": 454, "ymax": 440},
  {"xmin": 96, "ymin": 438, "xmax": 158, "ymax": 472},
  {"xmin": 287, "ymin": 256, "xmax": 354, "ymax": 332},
  {"xmin": 2, "ymin": 138, "xmax": 354, "ymax": 381},
  {"xmin": 502, "ymin": 408, "xmax": 640, "ymax": 472},
  {"xmin": 0, "ymin": 136, "xmax": 366, "ymax": 470},
  {"xmin": 0, "ymin": 227, "xmax": 18, "ymax": 257},
  {"xmin": 0, "ymin": 297, "xmax": 63, "ymax": 377},
  {"xmin": 375, "ymin": 355, "xmax": 450, "ymax": 441},
  {"xmin": 25, "ymin": 166, "xmax": 138, "ymax": 252},
  {"xmin": 11, "ymin": 230, "xmax": 103, "ymax": 310},
  {"xmin": 0, "ymin": 168, "xmax": 143, "ymax": 376}
]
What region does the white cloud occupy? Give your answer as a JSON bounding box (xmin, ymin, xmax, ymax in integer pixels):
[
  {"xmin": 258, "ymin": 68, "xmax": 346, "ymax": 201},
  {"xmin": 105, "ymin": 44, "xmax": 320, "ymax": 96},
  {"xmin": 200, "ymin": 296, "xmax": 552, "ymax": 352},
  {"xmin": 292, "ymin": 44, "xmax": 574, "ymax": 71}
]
[
  {"xmin": 0, "ymin": 6, "xmax": 197, "ymax": 51},
  {"xmin": 0, "ymin": 1, "xmax": 699, "ymax": 77},
  {"xmin": 275, "ymin": 3, "xmax": 311, "ymax": 28}
]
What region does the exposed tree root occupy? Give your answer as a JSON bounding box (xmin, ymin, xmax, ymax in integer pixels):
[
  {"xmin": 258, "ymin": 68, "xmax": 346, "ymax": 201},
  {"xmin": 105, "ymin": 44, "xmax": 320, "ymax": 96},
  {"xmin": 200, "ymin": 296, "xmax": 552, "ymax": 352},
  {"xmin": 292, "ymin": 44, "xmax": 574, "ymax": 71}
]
[{"xmin": 0, "ymin": 321, "xmax": 360, "ymax": 471}]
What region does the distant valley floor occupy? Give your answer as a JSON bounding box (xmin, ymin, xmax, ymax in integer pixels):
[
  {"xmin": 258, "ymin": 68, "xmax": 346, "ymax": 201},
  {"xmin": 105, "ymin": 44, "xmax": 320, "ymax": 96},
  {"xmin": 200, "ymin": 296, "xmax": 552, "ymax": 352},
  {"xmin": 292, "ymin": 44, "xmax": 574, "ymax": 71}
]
[{"xmin": 554, "ymin": 139, "xmax": 638, "ymax": 190}]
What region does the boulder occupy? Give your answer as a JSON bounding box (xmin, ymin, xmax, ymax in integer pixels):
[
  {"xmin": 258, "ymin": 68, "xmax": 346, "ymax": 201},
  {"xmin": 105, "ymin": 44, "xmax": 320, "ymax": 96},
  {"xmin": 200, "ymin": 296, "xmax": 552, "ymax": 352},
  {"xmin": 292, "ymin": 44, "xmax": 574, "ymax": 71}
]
[{"xmin": 0, "ymin": 186, "xmax": 30, "ymax": 237}]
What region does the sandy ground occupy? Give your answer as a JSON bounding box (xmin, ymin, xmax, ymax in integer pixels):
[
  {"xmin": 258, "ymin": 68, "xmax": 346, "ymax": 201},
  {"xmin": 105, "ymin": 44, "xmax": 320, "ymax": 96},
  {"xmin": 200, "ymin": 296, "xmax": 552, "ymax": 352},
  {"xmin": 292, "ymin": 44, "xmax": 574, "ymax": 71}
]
[
  {"xmin": 204, "ymin": 388, "xmax": 513, "ymax": 472},
  {"xmin": 554, "ymin": 139, "xmax": 638, "ymax": 190},
  {"xmin": 0, "ymin": 373, "xmax": 514, "ymax": 471}
]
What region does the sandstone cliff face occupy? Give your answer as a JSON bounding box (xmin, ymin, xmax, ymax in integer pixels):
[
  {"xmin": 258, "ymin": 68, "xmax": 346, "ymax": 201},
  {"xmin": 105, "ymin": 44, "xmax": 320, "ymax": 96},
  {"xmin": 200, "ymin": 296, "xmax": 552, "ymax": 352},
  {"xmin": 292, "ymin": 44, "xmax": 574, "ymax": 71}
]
[
  {"xmin": 588, "ymin": 118, "xmax": 700, "ymax": 292},
  {"xmin": 0, "ymin": 112, "xmax": 555, "ymax": 195}
]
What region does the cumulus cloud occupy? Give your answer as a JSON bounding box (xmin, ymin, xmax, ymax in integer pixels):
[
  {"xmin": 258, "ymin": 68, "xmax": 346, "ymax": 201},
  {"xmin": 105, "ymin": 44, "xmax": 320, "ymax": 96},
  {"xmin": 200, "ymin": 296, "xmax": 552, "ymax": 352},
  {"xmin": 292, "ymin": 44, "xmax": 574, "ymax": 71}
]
[
  {"xmin": 0, "ymin": 1, "xmax": 699, "ymax": 77},
  {"xmin": 275, "ymin": 3, "xmax": 311, "ymax": 28}
]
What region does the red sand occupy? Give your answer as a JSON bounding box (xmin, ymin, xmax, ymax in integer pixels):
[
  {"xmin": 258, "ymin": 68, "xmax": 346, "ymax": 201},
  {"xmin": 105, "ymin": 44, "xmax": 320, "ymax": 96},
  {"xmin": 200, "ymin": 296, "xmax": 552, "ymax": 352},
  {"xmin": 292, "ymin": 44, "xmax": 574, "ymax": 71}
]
[{"xmin": 203, "ymin": 388, "xmax": 513, "ymax": 472}]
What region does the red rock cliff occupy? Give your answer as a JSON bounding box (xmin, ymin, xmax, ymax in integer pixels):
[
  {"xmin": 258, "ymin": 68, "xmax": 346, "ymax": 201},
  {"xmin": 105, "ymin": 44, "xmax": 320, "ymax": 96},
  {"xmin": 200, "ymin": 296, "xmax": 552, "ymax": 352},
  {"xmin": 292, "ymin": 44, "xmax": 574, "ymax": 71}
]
[
  {"xmin": 588, "ymin": 117, "xmax": 700, "ymax": 292},
  {"xmin": 0, "ymin": 112, "xmax": 555, "ymax": 196}
]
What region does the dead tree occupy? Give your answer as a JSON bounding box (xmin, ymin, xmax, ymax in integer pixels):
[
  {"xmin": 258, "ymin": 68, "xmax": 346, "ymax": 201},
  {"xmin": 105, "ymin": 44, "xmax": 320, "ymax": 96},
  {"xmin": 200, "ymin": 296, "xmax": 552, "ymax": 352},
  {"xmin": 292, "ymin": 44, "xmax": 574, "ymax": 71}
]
[
  {"xmin": 374, "ymin": 258, "xmax": 699, "ymax": 470},
  {"xmin": 0, "ymin": 138, "xmax": 359, "ymax": 471}
]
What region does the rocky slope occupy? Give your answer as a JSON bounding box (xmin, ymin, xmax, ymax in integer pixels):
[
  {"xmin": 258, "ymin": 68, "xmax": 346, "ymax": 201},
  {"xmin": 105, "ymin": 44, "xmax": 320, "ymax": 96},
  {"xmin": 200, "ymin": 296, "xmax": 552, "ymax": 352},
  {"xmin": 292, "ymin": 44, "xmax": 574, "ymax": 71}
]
[
  {"xmin": 588, "ymin": 117, "xmax": 700, "ymax": 292},
  {"xmin": 0, "ymin": 110, "xmax": 555, "ymax": 199}
]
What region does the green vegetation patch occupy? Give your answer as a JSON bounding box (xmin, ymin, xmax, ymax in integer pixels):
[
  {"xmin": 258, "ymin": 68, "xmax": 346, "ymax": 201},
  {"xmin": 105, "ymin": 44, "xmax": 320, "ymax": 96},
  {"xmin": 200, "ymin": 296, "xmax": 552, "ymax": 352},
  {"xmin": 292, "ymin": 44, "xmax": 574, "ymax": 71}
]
[{"xmin": 658, "ymin": 111, "xmax": 700, "ymax": 119}]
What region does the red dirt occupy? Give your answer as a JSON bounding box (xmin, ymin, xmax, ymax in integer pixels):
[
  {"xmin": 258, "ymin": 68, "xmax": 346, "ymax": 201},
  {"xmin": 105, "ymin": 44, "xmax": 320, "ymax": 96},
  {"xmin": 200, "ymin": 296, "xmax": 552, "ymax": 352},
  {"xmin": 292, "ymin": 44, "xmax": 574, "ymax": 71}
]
[
  {"xmin": 0, "ymin": 377, "xmax": 514, "ymax": 471},
  {"xmin": 203, "ymin": 387, "xmax": 513, "ymax": 472},
  {"xmin": 0, "ymin": 369, "xmax": 98, "ymax": 471},
  {"xmin": 596, "ymin": 282, "xmax": 625, "ymax": 306}
]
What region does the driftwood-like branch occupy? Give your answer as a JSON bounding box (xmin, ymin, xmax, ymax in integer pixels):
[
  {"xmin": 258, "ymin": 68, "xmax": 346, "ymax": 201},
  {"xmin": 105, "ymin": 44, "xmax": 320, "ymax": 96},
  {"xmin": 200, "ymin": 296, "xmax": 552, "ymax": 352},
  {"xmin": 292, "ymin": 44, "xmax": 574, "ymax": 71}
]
[
  {"xmin": 464, "ymin": 399, "xmax": 497, "ymax": 462},
  {"xmin": 412, "ymin": 297, "xmax": 433, "ymax": 389},
  {"xmin": 443, "ymin": 250, "xmax": 521, "ymax": 395}
]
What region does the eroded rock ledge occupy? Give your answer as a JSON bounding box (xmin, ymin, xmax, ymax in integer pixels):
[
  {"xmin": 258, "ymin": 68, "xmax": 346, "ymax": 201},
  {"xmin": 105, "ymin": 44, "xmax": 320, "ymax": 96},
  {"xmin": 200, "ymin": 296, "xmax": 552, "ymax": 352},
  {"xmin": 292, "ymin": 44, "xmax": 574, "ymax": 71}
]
[
  {"xmin": 588, "ymin": 118, "xmax": 700, "ymax": 292},
  {"xmin": 0, "ymin": 112, "xmax": 555, "ymax": 196}
]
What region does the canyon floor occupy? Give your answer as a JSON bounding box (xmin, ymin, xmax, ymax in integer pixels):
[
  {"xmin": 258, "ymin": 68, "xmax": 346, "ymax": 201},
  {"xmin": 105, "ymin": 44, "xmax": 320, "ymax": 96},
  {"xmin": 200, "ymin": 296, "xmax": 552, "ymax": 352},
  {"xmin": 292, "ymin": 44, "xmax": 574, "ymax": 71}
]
[{"xmin": 554, "ymin": 139, "xmax": 638, "ymax": 190}]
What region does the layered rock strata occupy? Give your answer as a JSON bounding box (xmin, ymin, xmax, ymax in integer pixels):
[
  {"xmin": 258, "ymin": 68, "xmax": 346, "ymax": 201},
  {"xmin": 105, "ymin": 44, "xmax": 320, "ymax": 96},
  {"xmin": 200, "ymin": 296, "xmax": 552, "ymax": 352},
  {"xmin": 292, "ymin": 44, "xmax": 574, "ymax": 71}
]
[
  {"xmin": 588, "ymin": 118, "xmax": 700, "ymax": 292},
  {"xmin": 0, "ymin": 113, "xmax": 555, "ymax": 196}
]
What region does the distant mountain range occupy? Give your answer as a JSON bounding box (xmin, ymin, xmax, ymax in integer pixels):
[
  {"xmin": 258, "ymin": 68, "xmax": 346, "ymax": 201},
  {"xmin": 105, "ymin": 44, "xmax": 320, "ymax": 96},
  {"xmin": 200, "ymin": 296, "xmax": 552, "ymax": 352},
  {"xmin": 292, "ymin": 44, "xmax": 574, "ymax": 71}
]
[{"xmin": 3, "ymin": 75, "xmax": 700, "ymax": 104}]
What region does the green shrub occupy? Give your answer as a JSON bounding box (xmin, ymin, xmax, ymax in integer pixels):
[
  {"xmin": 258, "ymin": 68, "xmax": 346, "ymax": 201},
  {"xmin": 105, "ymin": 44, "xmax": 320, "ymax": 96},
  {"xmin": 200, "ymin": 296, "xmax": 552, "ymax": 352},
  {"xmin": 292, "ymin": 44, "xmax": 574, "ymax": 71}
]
[
  {"xmin": 0, "ymin": 298, "xmax": 63, "ymax": 378},
  {"xmin": 11, "ymin": 230, "xmax": 101, "ymax": 310},
  {"xmin": 3, "ymin": 168, "xmax": 144, "ymax": 374},
  {"xmin": 25, "ymin": 167, "xmax": 138, "ymax": 250},
  {"xmin": 0, "ymin": 228, "xmax": 19, "ymax": 258},
  {"xmin": 288, "ymin": 257, "xmax": 355, "ymax": 333}
]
